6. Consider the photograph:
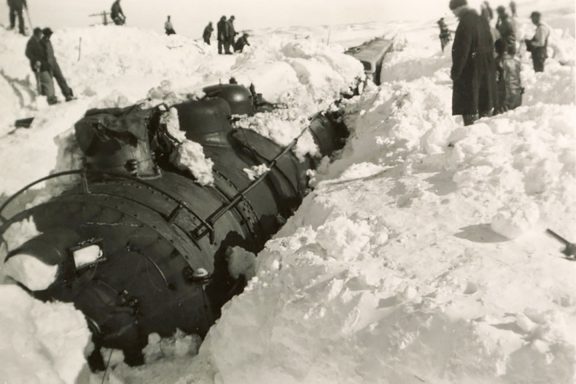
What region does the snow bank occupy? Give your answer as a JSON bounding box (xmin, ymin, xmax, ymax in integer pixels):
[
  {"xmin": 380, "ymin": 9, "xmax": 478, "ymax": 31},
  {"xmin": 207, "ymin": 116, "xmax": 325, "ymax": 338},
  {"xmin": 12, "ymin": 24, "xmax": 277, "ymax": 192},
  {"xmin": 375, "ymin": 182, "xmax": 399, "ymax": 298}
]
[
  {"xmin": 0, "ymin": 285, "xmax": 90, "ymax": 384},
  {"xmin": 192, "ymin": 6, "xmax": 576, "ymax": 384}
]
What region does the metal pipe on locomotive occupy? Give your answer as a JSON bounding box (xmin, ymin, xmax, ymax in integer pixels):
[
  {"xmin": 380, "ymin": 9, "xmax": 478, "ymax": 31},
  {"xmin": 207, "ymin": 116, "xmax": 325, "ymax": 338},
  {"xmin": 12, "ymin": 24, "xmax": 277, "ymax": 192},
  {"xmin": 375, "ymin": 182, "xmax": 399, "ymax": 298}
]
[{"xmin": 0, "ymin": 83, "xmax": 349, "ymax": 366}]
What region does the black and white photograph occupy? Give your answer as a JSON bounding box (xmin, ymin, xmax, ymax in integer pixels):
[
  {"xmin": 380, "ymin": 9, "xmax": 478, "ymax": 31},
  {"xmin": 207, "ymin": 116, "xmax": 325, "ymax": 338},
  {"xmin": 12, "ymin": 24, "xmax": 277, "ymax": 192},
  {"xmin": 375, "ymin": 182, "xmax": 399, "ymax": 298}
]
[{"xmin": 0, "ymin": 0, "xmax": 574, "ymax": 383}]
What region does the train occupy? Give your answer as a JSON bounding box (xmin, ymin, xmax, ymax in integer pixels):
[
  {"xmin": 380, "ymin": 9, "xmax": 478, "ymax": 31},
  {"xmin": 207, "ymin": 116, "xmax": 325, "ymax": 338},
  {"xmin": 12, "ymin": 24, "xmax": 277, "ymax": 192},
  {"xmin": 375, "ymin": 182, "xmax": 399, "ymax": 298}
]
[{"xmin": 0, "ymin": 82, "xmax": 351, "ymax": 367}]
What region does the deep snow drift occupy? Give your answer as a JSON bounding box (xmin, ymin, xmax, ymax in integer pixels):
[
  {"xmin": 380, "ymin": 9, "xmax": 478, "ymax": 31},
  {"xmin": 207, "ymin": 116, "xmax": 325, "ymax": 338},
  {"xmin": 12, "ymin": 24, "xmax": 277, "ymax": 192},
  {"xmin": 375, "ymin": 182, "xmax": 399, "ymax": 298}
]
[{"xmin": 0, "ymin": 0, "xmax": 575, "ymax": 383}]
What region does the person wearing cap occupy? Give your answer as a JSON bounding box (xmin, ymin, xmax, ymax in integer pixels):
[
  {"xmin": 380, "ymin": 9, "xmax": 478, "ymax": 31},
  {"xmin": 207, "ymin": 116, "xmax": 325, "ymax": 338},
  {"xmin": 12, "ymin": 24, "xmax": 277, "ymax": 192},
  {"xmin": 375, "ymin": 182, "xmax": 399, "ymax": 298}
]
[
  {"xmin": 234, "ymin": 32, "xmax": 250, "ymax": 53},
  {"xmin": 217, "ymin": 16, "xmax": 230, "ymax": 54},
  {"xmin": 7, "ymin": 0, "xmax": 27, "ymax": 35},
  {"xmin": 437, "ymin": 18, "xmax": 451, "ymax": 52},
  {"xmin": 203, "ymin": 22, "xmax": 213, "ymax": 45},
  {"xmin": 495, "ymin": 5, "xmax": 516, "ymax": 54},
  {"xmin": 525, "ymin": 11, "xmax": 550, "ymax": 72},
  {"xmin": 164, "ymin": 15, "xmax": 176, "ymax": 35},
  {"xmin": 41, "ymin": 28, "xmax": 74, "ymax": 102},
  {"xmin": 25, "ymin": 27, "xmax": 44, "ymax": 93},
  {"xmin": 449, "ymin": 0, "xmax": 496, "ymax": 126}
]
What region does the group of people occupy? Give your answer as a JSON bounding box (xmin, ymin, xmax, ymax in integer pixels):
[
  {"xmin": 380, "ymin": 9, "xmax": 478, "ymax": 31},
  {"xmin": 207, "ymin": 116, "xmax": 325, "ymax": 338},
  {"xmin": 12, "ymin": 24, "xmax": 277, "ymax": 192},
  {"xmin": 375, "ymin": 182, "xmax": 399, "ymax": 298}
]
[
  {"xmin": 25, "ymin": 27, "xmax": 73, "ymax": 104},
  {"xmin": 202, "ymin": 16, "xmax": 250, "ymax": 54},
  {"xmin": 448, "ymin": 0, "xmax": 551, "ymax": 126}
]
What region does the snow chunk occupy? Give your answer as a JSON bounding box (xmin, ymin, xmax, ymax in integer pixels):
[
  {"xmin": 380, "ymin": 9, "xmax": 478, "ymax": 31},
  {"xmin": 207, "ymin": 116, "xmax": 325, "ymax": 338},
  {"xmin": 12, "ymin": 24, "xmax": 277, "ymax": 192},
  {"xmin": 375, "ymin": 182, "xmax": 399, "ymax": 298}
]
[
  {"xmin": 243, "ymin": 164, "xmax": 270, "ymax": 181},
  {"xmin": 143, "ymin": 330, "xmax": 202, "ymax": 364},
  {"xmin": 491, "ymin": 199, "xmax": 541, "ymax": 239},
  {"xmin": 226, "ymin": 246, "xmax": 257, "ymax": 280},
  {"xmin": 3, "ymin": 254, "xmax": 58, "ymax": 291},
  {"xmin": 163, "ymin": 107, "xmax": 215, "ymax": 185}
]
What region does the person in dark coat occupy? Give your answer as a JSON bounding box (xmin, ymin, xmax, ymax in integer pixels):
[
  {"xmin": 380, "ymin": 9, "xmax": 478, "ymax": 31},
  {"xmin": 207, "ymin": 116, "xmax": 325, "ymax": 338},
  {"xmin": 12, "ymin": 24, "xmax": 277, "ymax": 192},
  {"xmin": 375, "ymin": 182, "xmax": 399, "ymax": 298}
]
[
  {"xmin": 25, "ymin": 28, "xmax": 44, "ymax": 93},
  {"xmin": 437, "ymin": 18, "xmax": 451, "ymax": 52},
  {"xmin": 110, "ymin": 0, "xmax": 126, "ymax": 25},
  {"xmin": 525, "ymin": 11, "xmax": 550, "ymax": 73},
  {"xmin": 164, "ymin": 15, "xmax": 176, "ymax": 35},
  {"xmin": 449, "ymin": 0, "xmax": 496, "ymax": 126},
  {"xmin": 226, "ymin": 16, "xmax": 238, "ymax": 53},
  {"xmin": 203, "ymin": 22, "xmax": 213, "ymax": 45},
  {"xmin": 495, "ymin": 6, "xmax": 516, "ymax": 54},
  {"xmin": 217, "ymin": 16, "xmax": 230, "ymax": 54},
  {"xmin": 41, "ymin": 28, "xmax": 74, "ymax": 102},
  {"xmin": 7, "ymin": 0, "xmax": 27, "ymax": 35},
  {"xmin": 234, "ymin": 33, "xmax": 250, "ymax": 53}
]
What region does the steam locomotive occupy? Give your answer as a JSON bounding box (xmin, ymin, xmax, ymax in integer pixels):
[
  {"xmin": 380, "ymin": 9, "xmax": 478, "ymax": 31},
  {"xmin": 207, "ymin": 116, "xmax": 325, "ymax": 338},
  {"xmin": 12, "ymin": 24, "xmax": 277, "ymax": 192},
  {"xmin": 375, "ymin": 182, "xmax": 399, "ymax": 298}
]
[{"xmin": 0, "ymin": 83, "xmax": 349, "ymax": 367}]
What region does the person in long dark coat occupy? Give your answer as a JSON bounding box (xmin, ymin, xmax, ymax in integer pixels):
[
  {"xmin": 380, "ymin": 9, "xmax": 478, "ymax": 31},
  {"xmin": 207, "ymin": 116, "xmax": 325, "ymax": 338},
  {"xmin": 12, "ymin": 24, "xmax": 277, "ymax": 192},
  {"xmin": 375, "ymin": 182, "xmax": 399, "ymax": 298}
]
[
  {"xmin": 450, "ymin": 0, "xmax": 496, "ymax": 126},
  {"xmin": 216, "ymin": 16, "xmax": 230, "ymax": 54},
  {"xmin": 41, "ymin": 28, "xmax": 74, "ymax": 102},
  {"xmin": 203, "ymin": 22, "xmax": 213, "ymax": 45},
  {"xmin": 7, "ymin": 0, "xmax": 27, "ymax": 35},
  {"xmin": 226, "ymin": 16, "xmax": 237, "ymax": 54}
]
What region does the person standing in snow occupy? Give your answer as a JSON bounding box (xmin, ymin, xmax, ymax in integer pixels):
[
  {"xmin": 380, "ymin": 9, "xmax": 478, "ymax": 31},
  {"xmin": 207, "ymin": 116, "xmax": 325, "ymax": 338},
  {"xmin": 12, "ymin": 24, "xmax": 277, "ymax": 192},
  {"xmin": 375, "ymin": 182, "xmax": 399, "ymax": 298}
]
[
  {"xmin": 494, "ymin": 39, "xmax": 523, "ymax": 114},
  {"xmin": 7, "ymin": 0, "xmax": 27, "ymax": 35},
  {"xmin": 203, "ymin": 22, "xmax": 213, "ymax": 45},
  {"xmin": 164, "ymin": 15, "xmax": 176, "ymax": 35},
  {"xmin": 217, "ymin": 16, "xmax": 230, "ymax": 54},
  {"xmin": 226, "ymin": 15, "xmax": 238, "ymax": 53},
  {"xmin": 437, "ymin": 18, "xmax": 451, "ymax": 52},
  {"xmin": 509, "ymin": 1, "xmax": 517, "ymax": 17},
  {"xmin": 41, "ymin": 28, "xmax": 74, "ymax": 102},
  {"xmin": 110, "ymin": 0, "xmax": 126, "ymax": 26},
  {"xmin": 234, "ymin": 32, "xmax": 250, "ymax": 53},
  {"xmin": 525, "ymin": 11, "xmax": 550, "ymax": 73},
  {"xmin": 480, "ymin": 1, "xmax": 494, "ymax": 23},
  {"xmin": 449, "ymin": 0, "xmax": 496, "ymax": 126},
  {"xmin": 25, "ymin": 28, "xmax": 44, "ymax": 93},
  {"xmin": 495, "ymin": 6, "xmax": 516, "ymax": 54}
]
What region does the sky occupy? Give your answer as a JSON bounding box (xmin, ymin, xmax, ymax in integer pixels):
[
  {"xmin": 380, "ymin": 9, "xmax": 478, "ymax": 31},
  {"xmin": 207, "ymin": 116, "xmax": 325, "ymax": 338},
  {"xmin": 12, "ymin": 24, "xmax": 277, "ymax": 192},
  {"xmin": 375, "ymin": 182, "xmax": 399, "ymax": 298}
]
[{"xmin": 0, "ymin": 0, "xmax": 486, "ymax": 37}]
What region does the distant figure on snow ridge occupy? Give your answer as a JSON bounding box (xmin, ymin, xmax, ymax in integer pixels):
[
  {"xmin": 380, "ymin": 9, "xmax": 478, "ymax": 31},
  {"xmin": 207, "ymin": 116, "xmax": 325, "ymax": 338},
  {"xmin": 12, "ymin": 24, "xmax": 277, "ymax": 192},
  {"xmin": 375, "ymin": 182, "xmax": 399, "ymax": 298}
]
[
  {"xmin": 217, "ymin": 16, "xmax": 231, "ymax": 54},
  {"xmin": 437, "ymin": 18, "xmax": 451, "ymax": 52},
  {"xmin": 7, "ymin": 0, "xmax": 27, "ymax": 35},
  {"xmin": 25, "ymin": 28, "xmax": 44, "ymax": 93},
  {"xmin": 481, "ymin": 1, "xmax": 494, "ymax": 23},
  {"xmin": 41, "ymin": 28, "xmax": 74, "ymax": 103},
  {"xmin": 449, "ymin": 0, "xmax": 496, "ymax": 126},
  {"xmin": 110, "ymin": 0, "xmax": 126, "ymax": 25},
  {"xmin": 234, "ymin": 32, "xmax": 250, "ymax": 53},
  {"xmin": 226, "ymin": 15, "xmax": 238, "ymax": 53},
  {"xmin": 165, "ymin": 15, "xmax": 176, "ymax": 35},
  {"xmin": 509, "ymin": 1, "xmax": 517, "ymax": 17},
  {"xmin": 203, "ymin": 22, "xmax": 213, "ymax": 45},
  {"xmin": 525, "ymin": 11, "xmax": 550, "ymax": 72}
]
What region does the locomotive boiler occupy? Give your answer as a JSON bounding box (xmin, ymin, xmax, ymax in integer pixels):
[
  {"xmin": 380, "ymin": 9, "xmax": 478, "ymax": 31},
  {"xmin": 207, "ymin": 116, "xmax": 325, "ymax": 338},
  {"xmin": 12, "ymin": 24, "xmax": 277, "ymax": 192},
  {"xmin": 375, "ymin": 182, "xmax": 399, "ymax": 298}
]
[{"xmin": 0, "ymin": 83, "xmax": 349, "ymax": 367}]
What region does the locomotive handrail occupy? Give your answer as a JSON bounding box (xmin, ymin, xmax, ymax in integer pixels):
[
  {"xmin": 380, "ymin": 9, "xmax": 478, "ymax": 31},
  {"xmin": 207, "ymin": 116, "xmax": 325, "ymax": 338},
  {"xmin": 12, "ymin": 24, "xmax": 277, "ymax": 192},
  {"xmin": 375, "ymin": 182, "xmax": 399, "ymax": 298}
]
[
  {"xmin": 0, "ymin": 170, "xmax": 215, "ymax": 239},
  {"xmin": 203, "ymin": 125, "xmax": 310, "ymax": 228}
]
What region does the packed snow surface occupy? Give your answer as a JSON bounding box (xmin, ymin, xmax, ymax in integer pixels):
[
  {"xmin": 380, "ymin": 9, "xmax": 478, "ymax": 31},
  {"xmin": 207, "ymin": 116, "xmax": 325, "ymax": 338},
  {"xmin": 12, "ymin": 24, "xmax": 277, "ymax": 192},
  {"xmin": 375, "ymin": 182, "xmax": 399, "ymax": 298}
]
[{"xmin": 0, "ymin": 0, "xmax": 575, "ymax": 383}]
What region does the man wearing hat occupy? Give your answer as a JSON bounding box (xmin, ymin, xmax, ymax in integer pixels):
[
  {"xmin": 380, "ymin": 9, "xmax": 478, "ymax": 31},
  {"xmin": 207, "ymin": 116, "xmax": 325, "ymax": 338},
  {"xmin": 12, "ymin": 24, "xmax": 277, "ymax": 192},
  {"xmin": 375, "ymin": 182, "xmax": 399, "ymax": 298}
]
[
  {"xmin": 41, "ymin": 28, "xmax": 74, "ymax": 102},
  {"xmin": 226, "ymin": 16, "xmax": 238, "ymax": 54},
  {"xmin": 525, "ymin": 11, "xmax": 550, "ymax": 72},
  {"xmin": 449, "ymin": 0, "xmax": 496, "ymax": 126}
]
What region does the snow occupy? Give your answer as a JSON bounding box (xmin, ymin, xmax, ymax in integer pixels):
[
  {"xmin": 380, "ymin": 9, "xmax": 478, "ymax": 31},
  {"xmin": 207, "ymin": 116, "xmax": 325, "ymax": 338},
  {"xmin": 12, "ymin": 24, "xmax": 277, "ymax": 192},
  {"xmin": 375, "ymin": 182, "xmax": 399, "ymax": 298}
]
[
  {"xmin": 3, "ymin": 253, "xmax": 59, "ymax": 290},
  {"xmin": 0, "ymin": 0, "xmax": 575, "ymax": 383}
]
